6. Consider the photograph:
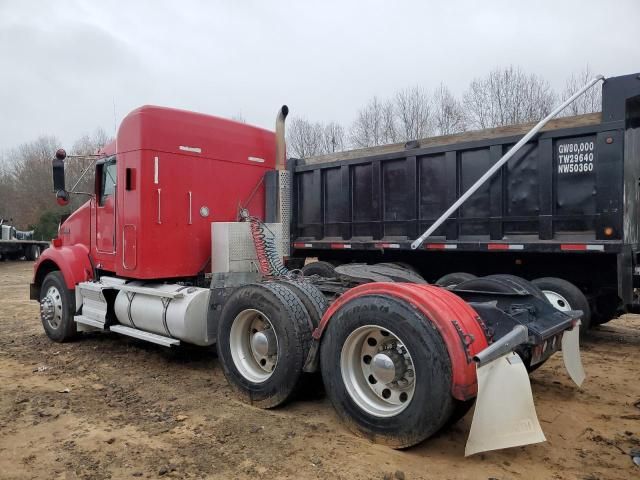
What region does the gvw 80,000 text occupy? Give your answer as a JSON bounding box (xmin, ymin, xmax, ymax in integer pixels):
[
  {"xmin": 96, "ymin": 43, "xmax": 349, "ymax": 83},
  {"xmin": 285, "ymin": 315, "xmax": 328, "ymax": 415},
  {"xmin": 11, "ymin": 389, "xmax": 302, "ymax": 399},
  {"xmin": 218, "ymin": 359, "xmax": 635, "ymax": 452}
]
[{"xmin": 557, "ymin": 141, "xmax": 595, "ymax": 174}]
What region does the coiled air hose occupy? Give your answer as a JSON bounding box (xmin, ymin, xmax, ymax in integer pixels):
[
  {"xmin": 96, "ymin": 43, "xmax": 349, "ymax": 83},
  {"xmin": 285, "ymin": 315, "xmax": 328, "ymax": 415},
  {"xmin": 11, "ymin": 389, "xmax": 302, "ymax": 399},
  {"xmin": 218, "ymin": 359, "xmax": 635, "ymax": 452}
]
[{"xmin": 246, "ymin": 214, "xmax": 290, "ymax": 278}]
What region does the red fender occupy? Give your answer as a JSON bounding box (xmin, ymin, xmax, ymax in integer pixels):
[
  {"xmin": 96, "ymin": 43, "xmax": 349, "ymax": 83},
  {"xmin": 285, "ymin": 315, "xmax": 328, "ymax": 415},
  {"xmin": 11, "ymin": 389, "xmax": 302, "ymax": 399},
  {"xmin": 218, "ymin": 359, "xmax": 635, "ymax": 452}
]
[
  {"xmin": 33, "ymin": 244, "xmax": 93, "ymax": 290},
  {"xmin": 313, "ymin": 283, "xmax": 489, "ymax": 401}
]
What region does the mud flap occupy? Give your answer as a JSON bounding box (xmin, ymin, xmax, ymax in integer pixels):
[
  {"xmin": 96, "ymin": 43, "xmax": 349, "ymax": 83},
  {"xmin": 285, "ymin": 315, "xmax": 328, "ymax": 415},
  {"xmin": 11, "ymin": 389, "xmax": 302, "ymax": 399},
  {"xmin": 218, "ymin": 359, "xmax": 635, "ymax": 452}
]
[
  {"xmin": 303, "ymin": 339, "xmax": 320, "ymax": 372},
  {"xmin": 465, "ymin": 352, "xmax": 546, "ymax": 456},
  {"xmin": 561, "ymin": 321, "xmax": 585, "ymax": 387}
]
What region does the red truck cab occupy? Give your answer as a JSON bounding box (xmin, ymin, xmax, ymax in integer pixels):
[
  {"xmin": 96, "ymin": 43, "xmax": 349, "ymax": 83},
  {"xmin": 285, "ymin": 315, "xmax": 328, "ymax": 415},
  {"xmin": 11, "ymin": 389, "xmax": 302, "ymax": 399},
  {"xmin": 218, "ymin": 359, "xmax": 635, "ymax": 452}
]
[{"xmin": 32, "ymin": 105, "xmax": 276, "ymax": 293}]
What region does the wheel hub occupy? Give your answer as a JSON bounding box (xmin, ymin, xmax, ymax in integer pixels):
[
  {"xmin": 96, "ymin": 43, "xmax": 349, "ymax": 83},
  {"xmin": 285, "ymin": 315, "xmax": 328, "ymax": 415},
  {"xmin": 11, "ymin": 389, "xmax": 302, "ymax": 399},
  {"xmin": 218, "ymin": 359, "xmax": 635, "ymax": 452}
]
[
  {"xmin": 541, "ymin": 290, "xmax": 572, "ymax": 312},
  {"xmin": 40, "ymin": 286, "xmax": 63, "ymax": 329},
  {"xmin": 341, "ymin": 325, "xmax": 416, "ymax": 417},
  {"xmin": 229, "ymin": 309, "xmax": 279, "ymax": 383},
  {"xmin": 40, "ymin": 297, "xmax": 54, "ymax": 321},
  {"xmin": 251, "ymin": 329, "xmax": 276, "ymax": 357},
  {"xmin": 371, "ymin": 350, "xmax": 406, "ymax": 384}
]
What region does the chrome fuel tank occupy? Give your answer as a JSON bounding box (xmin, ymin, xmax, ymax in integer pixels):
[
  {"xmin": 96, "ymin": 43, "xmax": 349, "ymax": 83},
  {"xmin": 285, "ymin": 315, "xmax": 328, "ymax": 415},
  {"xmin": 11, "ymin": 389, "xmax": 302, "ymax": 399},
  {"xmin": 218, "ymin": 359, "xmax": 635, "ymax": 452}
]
[{"xmin": 114, "ymin": 282, "xmax": 212, "ymax": 346}]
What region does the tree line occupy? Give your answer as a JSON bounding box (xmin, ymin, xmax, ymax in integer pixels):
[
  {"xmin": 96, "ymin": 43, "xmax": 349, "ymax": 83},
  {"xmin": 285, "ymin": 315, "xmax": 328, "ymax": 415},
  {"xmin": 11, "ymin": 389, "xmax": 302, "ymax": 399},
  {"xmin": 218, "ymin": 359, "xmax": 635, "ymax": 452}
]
[
  {"xmin": 285, "ymin": 65, "xmax": 602, "ymax": 158},
  {"xmin": 0, "ymin": 129, "xmax": 112, "ymax": 236}
]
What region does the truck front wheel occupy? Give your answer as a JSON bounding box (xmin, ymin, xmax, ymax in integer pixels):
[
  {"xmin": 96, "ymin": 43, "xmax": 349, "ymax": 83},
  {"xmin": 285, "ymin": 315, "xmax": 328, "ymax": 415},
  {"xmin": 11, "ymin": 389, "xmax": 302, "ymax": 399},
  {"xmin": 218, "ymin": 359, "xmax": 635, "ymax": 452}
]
[
  {"xmin": 320, "ymin": 295, "xmax": 453, "ymax": 448},
  {"xmin": 39, "ymin": 271, "xmax": 77, "ymax": 342}
]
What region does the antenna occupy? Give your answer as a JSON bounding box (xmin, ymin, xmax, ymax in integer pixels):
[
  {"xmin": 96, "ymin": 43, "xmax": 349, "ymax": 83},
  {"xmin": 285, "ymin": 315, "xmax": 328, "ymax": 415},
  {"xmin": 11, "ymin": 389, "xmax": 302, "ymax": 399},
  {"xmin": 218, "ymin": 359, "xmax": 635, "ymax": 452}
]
[{"xmin": 112, "ymin": 98, "xmax": 117, "ymax": 136}]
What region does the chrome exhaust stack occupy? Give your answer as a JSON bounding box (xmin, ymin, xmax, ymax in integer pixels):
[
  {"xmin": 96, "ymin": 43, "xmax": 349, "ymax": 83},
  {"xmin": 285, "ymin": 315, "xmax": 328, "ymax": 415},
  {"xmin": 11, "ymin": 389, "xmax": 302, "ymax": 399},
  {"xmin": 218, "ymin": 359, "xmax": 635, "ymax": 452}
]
[
  {"xmin": 272, "ymin": 105, "xmax": 291, "ymax": 256},
  {"xmin": 275, "ymin": 105, "xmax": 289, "ymax": 171}
]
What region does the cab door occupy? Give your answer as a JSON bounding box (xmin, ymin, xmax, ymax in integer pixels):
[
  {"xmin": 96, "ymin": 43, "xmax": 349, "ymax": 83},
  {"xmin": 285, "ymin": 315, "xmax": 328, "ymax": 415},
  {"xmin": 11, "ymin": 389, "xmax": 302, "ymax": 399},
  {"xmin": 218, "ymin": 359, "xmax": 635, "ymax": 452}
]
[{"xmin": 95, "ymin": 156, "xmax": 117, "ymax": 254}]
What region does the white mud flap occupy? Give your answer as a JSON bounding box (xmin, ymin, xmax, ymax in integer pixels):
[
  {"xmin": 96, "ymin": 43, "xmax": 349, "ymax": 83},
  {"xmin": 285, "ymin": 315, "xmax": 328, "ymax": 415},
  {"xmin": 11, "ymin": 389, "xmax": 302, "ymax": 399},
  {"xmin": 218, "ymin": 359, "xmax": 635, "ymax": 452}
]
[
  {"xmin": 465, "ymin": 352, "xmax": 546, "ymax": 456},
  {"xmin": 561, "ymin": 320, "xmax": 585, "ymax": 387}
]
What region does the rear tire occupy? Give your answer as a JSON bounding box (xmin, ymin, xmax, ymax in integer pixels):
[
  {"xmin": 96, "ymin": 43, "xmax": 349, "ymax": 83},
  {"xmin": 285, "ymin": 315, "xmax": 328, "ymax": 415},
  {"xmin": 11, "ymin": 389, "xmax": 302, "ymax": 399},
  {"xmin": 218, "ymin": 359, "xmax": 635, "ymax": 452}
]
[
  {"xmin": 273, "ymin": 279, "xmax": 328, "ymax": 327},
  {"xmin": 454, "ymin": 274, "xmax": 543, "ymax": 299},
  {"xmin": 592, "ymin": 293, "xmax": 620, "ymax": 326},
  {"xmin": 301, "ymin": 261, "xmax": 337, "ymax": 278},
  {"xmin": 216, "ymin": 283, "xmax": 313, "ymax": 408},
  {"xmin": 531, "ymin": 277, "xmax": 591, "ymax": 331},
  {"xmin": 484, "ymin": 274, "xmax": 548, "ymax": 302},
  {"xmin": 445, "ymin": 398, "xmax": 475, "ymax": 428},
  {"xmin": 374, "ymin": 263, "xmax": 427, "ymax": 283},
  {"xmin": 435, "ymin": 272, "xmax": 477, "ymax": 288},
  {"xmin": 25, "ymin": 245, "xmax": 40, "ymax": 261},
  {"xmin": 274, "ymin": 279, "xmax": 328, "ymax": 391},
  {"xmin": 377, "ymin": 262, "xmax": 420, "ymax": 274},
  {"xmin": 454, "ymin": 274, "xmax": 548, "ymax": 372},
  {"xmin": 39, "ymin": 271, "xmax": 77, "ymax": 342},
  {"xmin": 320, "ymin": 294, "xmax": 453, "ymax": 448}
]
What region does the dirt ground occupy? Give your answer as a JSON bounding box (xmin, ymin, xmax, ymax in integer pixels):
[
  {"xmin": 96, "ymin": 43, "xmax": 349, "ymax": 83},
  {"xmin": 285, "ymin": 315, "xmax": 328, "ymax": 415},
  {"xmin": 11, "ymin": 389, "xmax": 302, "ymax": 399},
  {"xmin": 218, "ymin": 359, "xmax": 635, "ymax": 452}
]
[{"xmin": 0, "ymin": 261, "xmax": 639, "ymax": 480}]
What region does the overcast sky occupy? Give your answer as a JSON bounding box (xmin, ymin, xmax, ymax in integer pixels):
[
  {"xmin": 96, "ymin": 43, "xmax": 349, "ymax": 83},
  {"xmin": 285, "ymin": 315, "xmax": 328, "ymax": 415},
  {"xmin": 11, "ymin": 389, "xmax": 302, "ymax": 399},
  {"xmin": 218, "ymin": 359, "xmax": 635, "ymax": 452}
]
[{"xmin": 1, "ymin": 0, "xmax": 638, "ymax": 151}]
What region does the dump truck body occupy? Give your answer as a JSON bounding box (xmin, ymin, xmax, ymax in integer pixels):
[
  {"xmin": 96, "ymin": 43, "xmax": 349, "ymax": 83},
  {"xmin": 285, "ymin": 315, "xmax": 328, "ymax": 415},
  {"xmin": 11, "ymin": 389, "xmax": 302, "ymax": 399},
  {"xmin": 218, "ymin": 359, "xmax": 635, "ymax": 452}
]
[{"xmin": 289, "ymin": 73, "xmax": 640, "ymax": 315}]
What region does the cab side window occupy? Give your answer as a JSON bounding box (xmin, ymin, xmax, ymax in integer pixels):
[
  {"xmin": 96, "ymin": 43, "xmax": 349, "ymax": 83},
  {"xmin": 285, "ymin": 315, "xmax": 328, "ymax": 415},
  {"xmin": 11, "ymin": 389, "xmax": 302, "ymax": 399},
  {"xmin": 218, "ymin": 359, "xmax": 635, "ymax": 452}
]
[{"xmin": 99, "ymin": 157, "xmax": 117, "ymax": 206}]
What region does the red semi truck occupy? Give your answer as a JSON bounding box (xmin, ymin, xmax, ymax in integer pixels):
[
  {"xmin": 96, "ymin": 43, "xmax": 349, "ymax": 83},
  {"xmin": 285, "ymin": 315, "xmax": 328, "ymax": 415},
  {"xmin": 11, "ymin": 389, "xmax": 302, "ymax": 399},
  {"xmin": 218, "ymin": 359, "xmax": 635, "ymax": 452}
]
[{"xmin": 30, "ymin": 89, "xmax": 597, "ymax": 455}]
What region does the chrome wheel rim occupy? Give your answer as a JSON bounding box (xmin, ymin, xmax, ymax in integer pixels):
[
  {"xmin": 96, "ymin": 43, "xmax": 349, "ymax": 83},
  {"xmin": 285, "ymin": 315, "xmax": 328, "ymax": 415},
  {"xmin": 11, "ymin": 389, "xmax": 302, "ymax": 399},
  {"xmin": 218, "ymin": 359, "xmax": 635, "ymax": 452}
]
[
  {"xmin": 341, "ymin": 325, "xmax": 416, "ymax": 418},
  {"xmin": 40, "ymin": 286, "xmax": 63, "ymax": 329},
  {"xmin": 229, "ymin": 309, "xmax": 278, "ymax": 383},
  {"xmin": 542, "ymin": 290, "xmax": 572, "ymax": 312}
]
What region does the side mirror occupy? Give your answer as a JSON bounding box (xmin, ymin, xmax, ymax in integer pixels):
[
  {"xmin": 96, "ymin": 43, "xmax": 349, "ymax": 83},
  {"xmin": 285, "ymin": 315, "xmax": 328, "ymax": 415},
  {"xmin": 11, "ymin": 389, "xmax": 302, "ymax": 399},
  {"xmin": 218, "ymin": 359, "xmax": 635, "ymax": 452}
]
[
  {"xmin": 52, "ymin": 149, "xmax": 66, "ymax": 200},
  {"xmin": 56, "ymin": 190, "xmax": 69, "ymax": 206}
]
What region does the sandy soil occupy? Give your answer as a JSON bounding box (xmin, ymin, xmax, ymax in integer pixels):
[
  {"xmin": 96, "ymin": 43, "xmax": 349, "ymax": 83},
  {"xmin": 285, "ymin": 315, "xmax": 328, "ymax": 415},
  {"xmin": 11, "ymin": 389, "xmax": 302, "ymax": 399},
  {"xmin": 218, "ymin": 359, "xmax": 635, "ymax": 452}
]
[{"xmin": 0, "ymin": 261, "xmax": 639, "ymax": 480}]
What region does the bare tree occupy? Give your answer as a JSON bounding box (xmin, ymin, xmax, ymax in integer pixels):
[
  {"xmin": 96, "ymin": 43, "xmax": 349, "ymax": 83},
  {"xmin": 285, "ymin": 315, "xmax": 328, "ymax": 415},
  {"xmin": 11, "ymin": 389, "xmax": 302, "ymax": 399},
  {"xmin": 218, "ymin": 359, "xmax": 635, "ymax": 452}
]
[
  {"xmin": 351, "ymin": 84, "xmax": 463, "ymax": 146},
  {"xmin": 286, "ymin": 117, "xmax": 323, "ymax": 158},
  {"xmin": 70, "ymin": 127, "xmax": 111, "ymax": 156},
  {"xmin": 394, "ymin": 86, "xmax": 433, "ymax": 141},
  {"xmin": 0, "ymin": 152, "xmax": 16, "ymax": 222},
  {"xmin": 231, "ymin": 113, "xmax": 246, "ymax": 123},
  {"xmin": 287, "ymin": 117, "xmax": 348, "ymax": 157},
  {"xmin": 321, "ymin": 122, "xmax": 346, "ymax": 153},
  {"xmin": 0, "ymin": 129, "xmax": 113, "ymax": 229},
  {"xmin": 463, "ymin": 66, "xmax": 557, "ymax": 129},
  {"xmin": 350, "ymin": 97, "xmax": 398, "ymax": 148},
  {"xmin": 432, "ymin": 83, "xmax": 466, "ymax": 135},
  {"xmin": 561, "ymin": 65, "xmax": 602, "ymax": 116},
  {"xmin": 380, "ymin": 99, "xmax": 398, "ymax": 144},
  {"xmin": 350, "ymin": 97, "xmax": 382, "ymax": 148},
  {"xmin": 66, "ymin": 128, "xmax": 113, "ymax": 208},
  {"xmin": 6, "ymin": 136, "xmax": 60, "ymax": 229}
]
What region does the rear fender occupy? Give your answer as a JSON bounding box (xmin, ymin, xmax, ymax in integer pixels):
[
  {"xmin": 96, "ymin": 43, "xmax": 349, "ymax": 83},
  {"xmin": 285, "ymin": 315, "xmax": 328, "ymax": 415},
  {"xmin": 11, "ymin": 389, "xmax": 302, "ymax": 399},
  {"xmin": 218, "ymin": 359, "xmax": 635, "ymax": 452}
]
[
  {"xmin": 32, "ymin": 244, "xmax": 93, "ymax": 297},
  {"xmin": 313, "ymin": 283, "xmax": 489, "ymax": 401}
]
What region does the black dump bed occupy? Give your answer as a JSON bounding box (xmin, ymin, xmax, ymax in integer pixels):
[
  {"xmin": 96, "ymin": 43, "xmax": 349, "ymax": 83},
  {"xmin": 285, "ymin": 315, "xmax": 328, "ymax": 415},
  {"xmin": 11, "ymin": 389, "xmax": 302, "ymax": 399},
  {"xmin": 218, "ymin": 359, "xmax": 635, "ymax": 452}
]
[
  {"xmin": 287, "ymin": 73, "xmax": 640, "ymax": 309},
  {"xmin": 291, "ymin": 73, "xmax": 640, "ymax": 254}
]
